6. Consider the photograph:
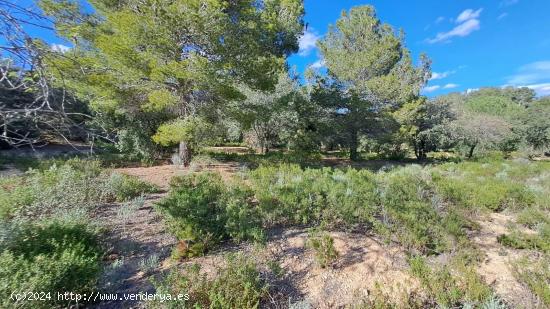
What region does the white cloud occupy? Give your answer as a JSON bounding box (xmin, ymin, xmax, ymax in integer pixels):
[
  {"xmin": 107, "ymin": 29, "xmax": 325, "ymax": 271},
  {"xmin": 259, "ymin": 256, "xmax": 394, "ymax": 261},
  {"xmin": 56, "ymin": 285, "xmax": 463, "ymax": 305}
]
[
  {"xmin": 51, "ymin": 44, "xmax": 71, "ymax": 53},
  {"xmin": 506, "ymin": 61, "xmax": 550, "ymax": 96},
  {"xmin": 443, "ymin": 83, "xmax": 459, "ymax": 89},
  {"xmin": 427, "ymin": 19, "xmax": 480, "ymax": 43},
  {"xmin": 500, "ymin": 0, "xmax": 519, "ymax": 8},
  {"xmin": 309, "ymin": 59, "xmax": 326, "ymax": 69},
  {"xmin": 466, "ymin": 88, "xmax": 480, "ymax": 94},
  {"xmin": 430, "ymin": 70, "xmax": 456, "ymax": 80},
  {"xmin": 298, "ymin": 29, "xmax": 320, "ymax": 56},
  {"xmin": 423, "ymin": 85, "xmax": 441, "ymax": 93},
  {"xmin": 507, "ymin": 61, "xmax": 550, "ymax": 84},
  {"xmin": 497, "ymin": 13, "xmax": 509, "ymax": 20},
  {"xmin": 427, "ymin": 9, "xmax": 482, "ymax": 44},
  {"xmin": 526, "ymin": 83, "xmax": 550, "ymax": 97},
  {"xmin": 435, "ymin": 16, "xmax": 445, "ymax": 24},
  {"xmin": 456, "ymin": 8, "xmax": 483, "ymax": 24}
]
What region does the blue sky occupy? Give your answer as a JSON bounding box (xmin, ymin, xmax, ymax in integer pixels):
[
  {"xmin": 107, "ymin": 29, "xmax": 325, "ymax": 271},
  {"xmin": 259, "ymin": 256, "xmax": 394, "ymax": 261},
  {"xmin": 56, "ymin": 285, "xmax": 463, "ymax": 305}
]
[{"xmin": 289, "ymin": 0, "xmax": 550, "ymax": 96}]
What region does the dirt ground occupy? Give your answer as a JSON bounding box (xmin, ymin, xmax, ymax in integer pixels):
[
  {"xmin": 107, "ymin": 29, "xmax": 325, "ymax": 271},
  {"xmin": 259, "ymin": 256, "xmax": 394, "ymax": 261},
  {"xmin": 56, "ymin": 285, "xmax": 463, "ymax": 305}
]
[
  {"xmin": 91, "ymin": 193, "xmax": 177, "ymax": 308},
  {"xmin": 113, "ymin": 163, "xmax": 242, "ymax": 190},
  {"xmin": 472, "ymin": 212, "xmax": 540, "ymax": 308}
]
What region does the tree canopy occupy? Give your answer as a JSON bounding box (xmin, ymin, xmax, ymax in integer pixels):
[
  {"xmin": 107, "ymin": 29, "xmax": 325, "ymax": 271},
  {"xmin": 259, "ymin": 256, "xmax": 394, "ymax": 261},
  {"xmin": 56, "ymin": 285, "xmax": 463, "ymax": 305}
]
[{"xmin": 311, "ymin": 5, "xmax": 430, "ymax": 160}]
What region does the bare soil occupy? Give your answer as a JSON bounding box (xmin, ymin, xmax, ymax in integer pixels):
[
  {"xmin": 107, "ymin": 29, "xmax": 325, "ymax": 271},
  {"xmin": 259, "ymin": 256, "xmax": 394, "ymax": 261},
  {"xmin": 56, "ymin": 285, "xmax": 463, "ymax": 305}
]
[
  {"xmin": 114, "ymin": 162, "xmax": 242, "ymax": 189},
  {"xmin": 91, "ymin": 193, "xmax": 177, "ymax": 308},
  {"xmin": 472, "ymin": 212, "xmax": 539, "ymax": 308}
]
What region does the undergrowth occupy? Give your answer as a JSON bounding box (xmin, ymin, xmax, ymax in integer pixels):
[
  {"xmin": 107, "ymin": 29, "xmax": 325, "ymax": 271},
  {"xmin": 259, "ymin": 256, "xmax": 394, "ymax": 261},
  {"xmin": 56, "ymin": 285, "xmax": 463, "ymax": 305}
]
[{"xmin": 152, "ymin": 253, "xmax": 268, "ymax": 308}]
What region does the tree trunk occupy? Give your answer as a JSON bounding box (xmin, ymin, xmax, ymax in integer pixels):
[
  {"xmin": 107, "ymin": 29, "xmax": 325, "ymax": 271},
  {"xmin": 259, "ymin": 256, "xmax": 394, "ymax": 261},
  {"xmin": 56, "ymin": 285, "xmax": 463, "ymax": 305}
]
[
  {"xmin": 349, "ymin": 129, "xmax": 359, "ymax": 161},
  {"xmin": 416, "ymin": 140, "xmax": 427, "ymax": 160},
  {"xmin": 179, "ymin": 141, "xmax": 192, "ymax": 167},
  {"xmin": 468, "ymin": 144, "xmax": 476, "ymax": 158},
  {"xmin": 413, "ymin": 140, "xmax": 419, "ymax": 159}
]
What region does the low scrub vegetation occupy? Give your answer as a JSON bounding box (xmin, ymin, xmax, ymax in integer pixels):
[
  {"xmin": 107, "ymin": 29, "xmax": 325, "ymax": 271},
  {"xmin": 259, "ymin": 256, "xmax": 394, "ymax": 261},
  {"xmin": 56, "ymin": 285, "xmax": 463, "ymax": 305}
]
[
  {"xmin": 0, "ymin": 159, "xmax": 159, "ymax": 307},
  {"xmin": 408, "ymin": 255, "xmax": 492, "ymax": 308},
  {"xmin": 153, "ymin": 254, "xmax": 268, "ymax": 308},
  {"xmin": 0, "ymin": 220, "xmax": 101, "ymax": 308},
  {"xmin": 158, "ymin": 164, "xmax": 487, "ymax": 256},
  {"xmin": 0, "ymin": 159, "xmax": 159, "ymax": 220},
  {"xmin": 511, "ymin": 255, "xmax": 550, "ymax": 306},
  {"xmin": 156, "ymin": 172, "xmax": 264, "ymax": 258},
  {"xmin": 154, "ymin": 157, "xmax": 549, "ymax": 306},
  {"xmin": 307, "ymin": 231, "xmax": 339, "ymax": 268}
]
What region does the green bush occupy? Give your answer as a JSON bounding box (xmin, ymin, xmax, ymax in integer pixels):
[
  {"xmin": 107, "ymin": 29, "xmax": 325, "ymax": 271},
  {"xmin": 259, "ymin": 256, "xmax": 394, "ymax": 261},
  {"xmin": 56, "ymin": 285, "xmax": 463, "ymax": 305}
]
[
  {"xmin": 511, "ymin": 255, "xmax": 550, "ymax": 306},
  {"xmin": 156, "ymin": 173, "xmax": 263, "ymax": 257},
  {"xmin": 408, "ymin": 255, "xmax": 492, "ymax": 307},
  {"xmin": 516, "ymin": 207, "xmax": 550, "ymax": 229},
  {"xmin": 0, "ymin": 159, "xmax": 111, "ymax": 220},
  {"xmin": 431, "ymin": 161, "xmax": 538, "ymax": 211},
  {"xmin": 154, "ymin": 254, "xmax": 268, "ymax": 308},
  {"xmin": 497, "ymin": 223, "xmax": 550, "ymax": 253},
  {"xmin": 0, "ymin": 220, "xmax": 101, "ymax": 308},
  {"xmin": 250, "ymin": 164, "xmax": 378, "ymax": 227},
  {"xmin": 0, "ymin": 177, "xmax": 35, "ymax": 220},
  {"xmin": 1, "ymin": 159, "xmax": 159, "ymax": 221},
  {"xmin": 107, "ymin": 172, "xmax": 159, "ymax": 202},
  {"xmin": 307, "ymin": 232, "xmax": 339, "ymax": 268},
  {"xmin": 378, "ymin": 166, "xmax": 453, "ymax": 254}
]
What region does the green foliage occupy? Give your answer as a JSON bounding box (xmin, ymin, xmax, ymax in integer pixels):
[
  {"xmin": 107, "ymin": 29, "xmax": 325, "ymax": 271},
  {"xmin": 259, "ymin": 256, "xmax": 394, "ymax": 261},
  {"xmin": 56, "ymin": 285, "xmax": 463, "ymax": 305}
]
[
  {"xmin": 516, "ymin": 207, "xmax": 550, "ymax": 229},
  {"xmin": 152, "ymin": 117, "xmax": 213, "ymax": 149},
  {"xmin": 0, "ymin": 177, "xmax": 35, "ymax": 220},
  {"xmin": 159, "ymin": 157, "xmax": 549, "ymax": 258},
  {"xmin": 1, "ymin": 159, "xmax": 158, "ymax": 220},
  {"xmin": 250, "ymin": 164, "xmax": 379, "ymax": 227},
  {"xmin": 0, "ymin": 159, "xmax": 108, "ymax": 219},
  {"xmin": 393, "ymin": 96, "xmax": 457, "ymax": 159},
  {"xmin": 511, "ymin": 255, "xmax": 550, "ymax": 306},
  {"xmin": 153, "ymin": 253, "xmax": 268, "ymax": 309},
  {"xmin": 521, "ymin": 97, "xmax": 550, "ymax": 153},
  {"xmin": 307, "ymin": 231, "xmax": 339, "ymax": 268},
  {"xmin": 312, "ymin": 5, "xmax": 430, "ymax": 160},
  {"xmin": 107, "ymin": 172, "xmax": 159, "ymax": 202},
  {"xmin": 497, "ymin": 223, "xmax": 550, "ymax": 253},
  {"xmin": 156, "ymin": 173, "xmax": 263, "ymax": 257},
  {"xmin": 378, "ymin": 166, "xmax": 468, "ymax": 254},
  {"xmin": 0, "ymin": 220, "xmax": 101, "ymax": 308},
  {"xmin": 432, "ymin": 161, "xmax": 538, "ymax": 211},
  {"xmin": 42, "ymin": 0, "xmax": 305, "ymax": 161},
  {"xmin": 408, "ymin": 255, "xmax": 492, "ymax": 307}
]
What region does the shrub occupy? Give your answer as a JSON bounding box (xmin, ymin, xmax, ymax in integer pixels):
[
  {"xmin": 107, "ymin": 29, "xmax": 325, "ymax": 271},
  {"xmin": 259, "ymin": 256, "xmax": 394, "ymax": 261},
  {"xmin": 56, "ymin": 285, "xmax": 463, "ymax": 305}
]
[
  {"xmin": 107, "ymin": 172, "xmax": 159, "ymax": 202},
  {"xmin": 156, "ymin": 173, "xmax": 263, "ymax": 257},
  {"xmin": 249, "ymin": 164, "xmax": 378, "ymax": 227},
  {"xmin": 516, "ymin": 207, "xmax": 550, "ymax": 229},
  {"xmin": 432, "ymin": 162, "xmax": 537, "ymax": 211},
  {"xmin": 378, "ymin": 166, "xmax": 451, "ymax": 254},
  {"xmin": 153, "ymin": 254, "xmax": 268, "ymax": 308},
  {"xmin": 408, "ymin": 255, "xmax": 491, "ymax": 307},
  {"xmin": 0, "ymin": 177, "xmax": 35, "ymax": 220},
  {"xmin": 0, "ymin": 220, "xmax": 101, "ymax": 308},
  {"xmin": 307, "ymin": 231, "xmax": 339, "ymax": 268},
  {"xmin": 511, "ymin": 255, "xmax": 550, "ymax": 306},
  {"xmin": 497, "ymin": 223, "xmax": 550, "ymax": 253},
  {"xmin": 24, "ymin": 159, "xmax": 111, "ymax": 218}
]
